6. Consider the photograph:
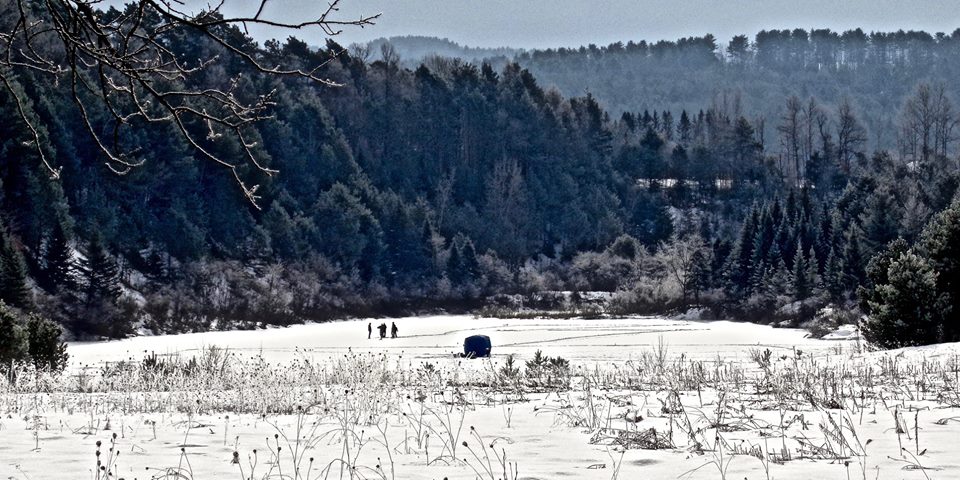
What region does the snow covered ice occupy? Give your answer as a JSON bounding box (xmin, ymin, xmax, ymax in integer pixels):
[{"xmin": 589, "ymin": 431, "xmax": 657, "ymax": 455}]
[{"xmin": 4, "ymin": 316, "xmax": 960, "ymax": 480}]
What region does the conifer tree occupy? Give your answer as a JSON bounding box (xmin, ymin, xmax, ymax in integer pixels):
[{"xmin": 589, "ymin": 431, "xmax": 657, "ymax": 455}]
[
  {"xmin": 748, "ymin": 232, "xmax": 769, "ymax": 293},
  {"xmin": 785, "ymin": 190, "xmax": 798, "ymax": 221},
  {"xmin": 446, "ymin": 242, "xmax": 463, "ymax": 283},
  {"xmin": 0, "ymin": 302, "xmax": 27, "ymax": 370},
  {"xmin": 420, "ymin": 221, "xmax": 438, "ymax": 275},
  {"xmin": 816, "ymin": 211, "xmax": 834, "ymax": 266},
  {"xmin": 822, "ymin": 247, "xmax": 845, "ymax": 302},
  {"xmin": 661, "ymin": 111, "xmax": 674, "ymax": 140},
  {"xmin": 689, "ymin": 249, "xmax": 710, "ymax": 303},
  {"xmin": 805, "ymin": 245, "xmax": 820, "ymax": 294},
  {"xmin": 859, "ymin": 190, "xmax": 902, "ymax": 255},
  {"xmin": 710, "ymin": 239, "xmax": 732, "ymax": 289},
  {"xmin": 39, "ymin": 221, "xmax": 74, "ymax": 293},
  {"xmin": 774, "ymin": 221, "xmax": 791, "ymax": 261},
  {"xmin": 461, "ymin": 239, "xmax": 480, "ymax": 280},
  {"xmin": 917, "ymin": 201, "xmax": 960, "ymax": 342},
  {"xmin": 80, "ymin": 234, "xmax": 121, "ymax": 306},
  {"xmin": 447, "ymin": 237, "xmax": 481, "ymax": 285},
  {"xmin": 860, "ymin": 247, "xmax": 943, "ymax": 348},
  {"xmin": 770, "ymin": 197, "xmax": 784, "ymax": 227},
  {"xmin": 792, "ymin": 241, "xmax": 811, "ymax": 299},
  {"xmin": 0, "ymin": 227, "xmax": 31, "ymax": 309},
  {"xmin": 799, "ymin": 188, "xmax": 813, "ymax": 222},
  {"xmin": 727, "ymin": 206, "xmax": 760, "ymax": 293},
  {"xmin": 677, "ymin": 110, "xmax": 692, "ymax": 145},
  {"xmin": 26, "ymin": 313, "xmax": 68, "ymax": 371},
  {"xmin": 844, "ymin": 230, "xmax": 866, "ymax": 285},
  {"xmin": 761, "ymin": 255, "xmax": 791, "ymax": 306}
]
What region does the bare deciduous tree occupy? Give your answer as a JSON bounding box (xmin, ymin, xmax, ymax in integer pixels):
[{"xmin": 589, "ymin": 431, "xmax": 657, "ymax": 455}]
[
  {"xmin": 899, "ymin": 83, "xmax": 956, "ymax": 165},
  {"xmin": 0, "ymin": 0, "xmax": 378, "ymax": 205},
  {"xmin": 777, "ymin": 95, "xmax": 802, "ymax": 184},
  {"xmin": 657, "ymin": 234, "xmax": 707, "ymax": 305},
  {"xmin": 836, "ymin": 98, "xmax": 867, "ymax": 172},
  {"xmin": 800, "ymin": 97, "xmax": 821, "ymax": 167}
]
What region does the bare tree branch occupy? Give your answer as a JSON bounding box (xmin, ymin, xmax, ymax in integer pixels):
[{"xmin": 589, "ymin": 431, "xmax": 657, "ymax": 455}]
[{"xmin": 0, "ymin": 0, "xmax": 379, "ymax": 207}]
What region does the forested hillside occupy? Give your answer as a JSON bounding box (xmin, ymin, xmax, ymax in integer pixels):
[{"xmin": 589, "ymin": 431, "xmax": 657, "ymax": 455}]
[
  {"xmin": 1, "ymin": 8, "xmax": 959, "ymax": 346},
  {"xmin": 515, "ymin": 29, "xmax": 960, "ymax": 154}
]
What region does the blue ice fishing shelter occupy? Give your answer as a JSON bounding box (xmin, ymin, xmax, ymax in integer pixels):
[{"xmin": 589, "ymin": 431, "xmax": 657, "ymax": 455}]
[{"xmin": 463, "ymin": 335, "xmax": 492, "ymax": 358}]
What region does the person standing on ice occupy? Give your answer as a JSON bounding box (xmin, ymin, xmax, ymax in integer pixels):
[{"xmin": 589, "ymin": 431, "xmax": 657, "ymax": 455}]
[
  {"xmin": 391, "ymin": 322, "xmax": 398, "ymax": 339},
  {"xmin": 367, "ymin": 322, "xmax": 372, "ymax": 339},
  {"xmin": 378, "ymin": 323, "xmax": 387, "ymax": 339}
]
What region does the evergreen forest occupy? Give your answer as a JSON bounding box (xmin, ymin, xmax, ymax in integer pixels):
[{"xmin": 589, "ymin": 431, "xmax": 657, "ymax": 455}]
[{"xmin": 2, "ymin": 8, "xmax": 960, "ymax": 348}]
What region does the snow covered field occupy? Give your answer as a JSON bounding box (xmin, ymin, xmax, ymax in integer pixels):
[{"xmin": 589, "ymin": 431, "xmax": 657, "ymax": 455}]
[{"xmin": 3, "ymin": 316, "xmax": 960, "ymax": 480}]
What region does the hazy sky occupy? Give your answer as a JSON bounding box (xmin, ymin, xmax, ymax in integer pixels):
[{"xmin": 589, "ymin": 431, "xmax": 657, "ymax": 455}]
[{"xmin": 226, "ymin": 0, "xmax": 959, "ymax": 49}]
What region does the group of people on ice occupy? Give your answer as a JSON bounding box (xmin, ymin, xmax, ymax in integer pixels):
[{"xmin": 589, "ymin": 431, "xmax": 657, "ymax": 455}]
[{"xmin": 368, "ymin": 321, "xmax": 399, "ymax": 339}]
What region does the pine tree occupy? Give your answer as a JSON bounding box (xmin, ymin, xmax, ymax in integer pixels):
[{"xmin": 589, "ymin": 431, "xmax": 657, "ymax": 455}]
[
  {"xmin": 785, "ymin": 190, "xmax": 798, "ymax": 221},
  {"xmin": 26, "ymin": 313, "xmax": 68, "ymax": 371},
  {"xmin": 689, "ymin": 249, "xmax": 710, "ymax": 302},
  {"xmin": 40, "ymin": 221, "xmax": 74, "ymax": 293},
  {"xmin": 144, "ymin": 248, "xmax": 167, "ymax": 281},
  {"xmin": 860, "ymin": 247, "xmax": 943, "ymax": 348},
  {"xmin": 678, "ymin": 110, "xmax": 692, "ymax": 144},
  {"xmin": 446, "ymin": 242, "xmax": 463, "ymax": 283},
  {"xmin": 799, "ymin": 187, "xmax": 813, "ymax": 222},
  {"xmin": 461, "ymin": 239, "xmax": 480, "ymax": 280},
  {"xmin": 0, "ymin": 302, "xmax": 27, "ymax": 370},
  {"xmin": 761, "ymin": 255, "xmax": 791, "ymax": 306},
  {"xmin": 816, "ymin": 210, "xmax": 834, "ymax": 266},
  {"xmin": 420, "ymin": 221, "xmax": 437, "ymax": 275},
  {"xmin": 80, "ymin": 234, "xmax": 121, "ymax": 306},
  {"xmin": 710, "ymin": 239, "xmax": 732, "ymax": 289},
  {"xmin": 822, "ymin": 247, "xmax": 845, "ymax": 302},
  {"xmin": 917, "ymin": 200, "xmax": 960, "ymax": 342},
  {"xmin": 844, "ymin": 230, "xmax": 866, "ymax": 285},
  {"xmin": 748, "ymin": 232, "xmax": 770, "ymax": 294},
  {"xmin": 859, "ymin": 189, "xmax": 902, "ymax": 255},
  {"xmin": 858, "ymin": 239, "xmax": 908, "ymax": 309},
  {"xmin": 0, "ymin": 227, "xmax": 31, "ymax": 309},
  {"xmin": 727, "ymin": 206, "xmax": 760, "ymax": 294},
  {"xmin": 792, "ymin": 241, "xmax": 811, "ymax": 299},
  {"xmin": 447, "ymin": 237, "xmax": 481, "ymax": 285},
  {"xmin": 770, "ymin": 197, "xmax": 784, "ymax": 227},
  {"xmin": 805, "ymin": 245, "xmax": 820, "ymax": 294},
  {"xmin": 661, "ymin": 111, "xmax": 674, "ymax": 140},
  {"xmin": 773, "ymin": 221, "xmax": 791, "ymax": 262}
]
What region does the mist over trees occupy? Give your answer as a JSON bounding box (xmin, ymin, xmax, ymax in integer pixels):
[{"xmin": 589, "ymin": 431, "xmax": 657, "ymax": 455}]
[{"xmin": 1, "ymin": 12, "xmax": 959, "ymax": 348}]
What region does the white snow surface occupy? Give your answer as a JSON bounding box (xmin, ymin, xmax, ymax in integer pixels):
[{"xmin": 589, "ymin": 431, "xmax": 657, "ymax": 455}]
[
  {"xmin": 6, "ymin": 316, "xmax": 960, "ymax": 480},
  {"xmin": 67, "ymin": 315, "xmax": 835, "ymax": 367}
]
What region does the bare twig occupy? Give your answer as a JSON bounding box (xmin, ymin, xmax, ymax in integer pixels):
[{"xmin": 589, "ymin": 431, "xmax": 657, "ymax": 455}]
[{"xmin": 0, "ymin": 0, "xmax": 379, "ymax": 207}]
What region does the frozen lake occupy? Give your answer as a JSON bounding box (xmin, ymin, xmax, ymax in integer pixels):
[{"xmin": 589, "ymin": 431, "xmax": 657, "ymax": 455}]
[{"xmin": 69, "ymin": 315, "xmax": 848, "ymax": 367}]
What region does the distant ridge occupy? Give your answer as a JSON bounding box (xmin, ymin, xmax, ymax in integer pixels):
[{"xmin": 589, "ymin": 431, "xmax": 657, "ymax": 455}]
[{"xmin": 356, "ymin": 36, "xmax": 520, "ymax": 65}]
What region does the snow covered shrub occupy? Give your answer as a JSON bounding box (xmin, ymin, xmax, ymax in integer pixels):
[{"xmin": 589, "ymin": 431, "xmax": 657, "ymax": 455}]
[
  {"xmin": 569, "ymin": 251, "xmax": 638, "ymax": 291},
  {"xmin": 610, "ymin": 269, "xmax": 681, "ymax": 314},
  {"xmin": 517, "ymin": 256, "xmax": 564, "ymax": 293},
  {"xmin": 26, "ymin": 313, "xmax": 69, "ymax": 371},
  {"xmin": 0, "ymin": 303, "xmax": 68, "ymax": 375},
  {"xmin": 142, "ymin": 287, "xmax": 211, "ymax": 333},
  {"xmin": 477, "ymin": 251, "xmax": 515, "ymax": 294},
  {"xmin": 525, "ymin": 350, "xmax": 571, "ymax": 387},
  {"xmin": 0, "ymin": 302, "xmax": 28, "ymax": 371},
  {"xmin": 499, "ymin": 354, "xmax": 521, "ymax": 382}
]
